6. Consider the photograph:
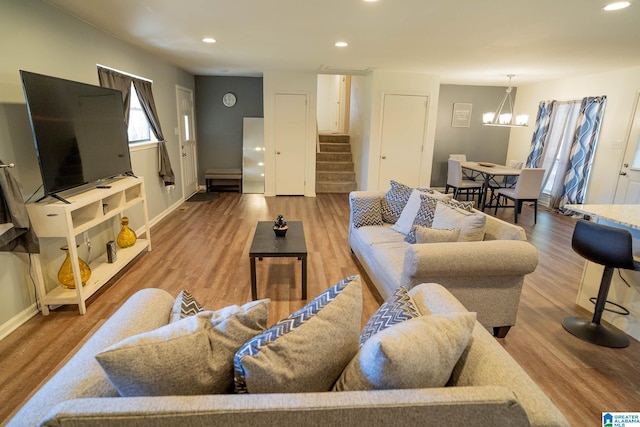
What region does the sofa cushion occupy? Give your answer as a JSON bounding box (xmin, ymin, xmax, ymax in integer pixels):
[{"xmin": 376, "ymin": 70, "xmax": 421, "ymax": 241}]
[
  {"xmin": 234, "ymin": 275, "xmax": 362, "ymax": 394},
  {"xmin": 352, "ymin": 223, "xmax": 404, "ymax": 246},
  {"xmin": 415, "ymin": 226, "xmax": 461, "ymax": 244},
  {"xmin": 381, "ymin": 180, "xmax": 413, "ymax": 223},
  {"xmin": 432, "ymin": 203, "xmax": 486, "ymax": 242},
  {"xmin": 334, "ymin": 311, "xmax": 476, "ymax": 391},
  {"xmin": 360, "ymin": 286, "xmax": 419, "ymax": 346},
  {"xmin": 170, "ymin": 290, "xmax": 204, "ymax": 323},
  {"xmin": 351, "ymin": 196, "xmax": 384, "ymax": 228},
  {"xmin": 96, "ymin": 299, "xmax": 270, "ymax": 396}
]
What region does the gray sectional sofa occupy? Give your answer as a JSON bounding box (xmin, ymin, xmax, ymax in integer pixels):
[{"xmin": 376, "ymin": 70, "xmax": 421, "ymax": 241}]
[
  {"xmin": 8, "ymin": 286, "xmax": 568, "ymax": 427},
  {"xmin": 349, "ymin": 190, "xmax": 539, "ymax": 337}
]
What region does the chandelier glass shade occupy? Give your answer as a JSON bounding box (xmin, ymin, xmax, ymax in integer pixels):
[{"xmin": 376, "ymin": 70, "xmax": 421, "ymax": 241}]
[{"xmin": 483, "ymin": 75, "xmax": 529, "ymax": 127}]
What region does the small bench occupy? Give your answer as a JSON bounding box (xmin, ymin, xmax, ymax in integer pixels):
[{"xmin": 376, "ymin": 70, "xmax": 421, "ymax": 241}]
[{"xmin": 205, "ymin": 168, "xmax": 242, "ymax": 193}]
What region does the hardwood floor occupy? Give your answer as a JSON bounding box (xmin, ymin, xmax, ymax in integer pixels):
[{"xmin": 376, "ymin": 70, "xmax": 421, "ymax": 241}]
[{"xmin": 1, "ymin": 193, "xmax": 638, "ymax": 426}]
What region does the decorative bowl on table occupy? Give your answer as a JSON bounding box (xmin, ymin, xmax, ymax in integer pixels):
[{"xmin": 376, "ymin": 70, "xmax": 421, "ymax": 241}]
[
  {"xmin": 273, "ymin": 214, "xmax": 288, "ymax": 237},
  {"xmin": 478, "ymin": 162, "xmax": 496, "ymax": 167}
]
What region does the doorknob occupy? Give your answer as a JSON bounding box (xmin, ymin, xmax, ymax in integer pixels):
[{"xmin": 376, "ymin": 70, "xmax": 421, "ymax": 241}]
[
  {"xmin": 620, "ymin": 171, "xmax": 627, "ymax": 176},
  {"xmin": 276, "ymin": 151, "xmax": 281, "ymax": 155},
  {"xmin": 381, "ymin": 155, "xmax": 386, "ymax": 159},
  {"xmin": 624, "ymin": 163, "xmax": 629, "ymax": 167},
  {"xmin": 182, "ymin": 152, "xmax": 187, "ymax": 157}
]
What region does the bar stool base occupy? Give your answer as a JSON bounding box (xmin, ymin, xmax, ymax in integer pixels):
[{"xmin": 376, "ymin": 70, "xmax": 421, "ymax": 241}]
[{"xmin": 562, "ymin": 316, "xmax": 630, "ymax": 348}]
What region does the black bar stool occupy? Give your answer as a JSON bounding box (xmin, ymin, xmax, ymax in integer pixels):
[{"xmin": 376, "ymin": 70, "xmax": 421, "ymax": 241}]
[{"xmin": 562, "ymin": 220, "xmax": 639, "ymax": 348}]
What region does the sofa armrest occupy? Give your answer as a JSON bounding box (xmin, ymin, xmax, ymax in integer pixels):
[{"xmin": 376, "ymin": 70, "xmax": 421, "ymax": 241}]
[
  {"xmin": 41, "ymin": 387, "xmax": 530, "ymax": 427},
  {"xmin": 401, "ymin": 240, "xmax": 538, "ymax": 282}
]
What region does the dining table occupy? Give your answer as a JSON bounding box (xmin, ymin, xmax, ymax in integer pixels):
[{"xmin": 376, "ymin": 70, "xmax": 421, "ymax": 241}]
[{"xmin": 461, "ymin": 161, "xmax": 522, "ymax": 211}]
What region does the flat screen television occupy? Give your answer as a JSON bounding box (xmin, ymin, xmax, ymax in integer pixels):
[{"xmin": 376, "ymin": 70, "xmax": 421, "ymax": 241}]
[{"xmin": 20, "ymin": 70, "xmax": 133, "ymax": 201}]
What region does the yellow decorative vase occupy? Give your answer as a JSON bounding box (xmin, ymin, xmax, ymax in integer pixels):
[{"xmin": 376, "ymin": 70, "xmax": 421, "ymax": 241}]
[
  {"xmin": 117, "ymin": 216, "xmax": 137, "ymax": 248},
  {"xmin": 58, "ymin": 245, "xmax": 91, "ymax": 289}
]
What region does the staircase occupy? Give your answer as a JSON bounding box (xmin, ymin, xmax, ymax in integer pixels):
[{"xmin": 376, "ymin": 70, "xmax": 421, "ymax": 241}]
[{"xmin": 316, "ymin": 134, "xmax": 358, "ymax": 193}]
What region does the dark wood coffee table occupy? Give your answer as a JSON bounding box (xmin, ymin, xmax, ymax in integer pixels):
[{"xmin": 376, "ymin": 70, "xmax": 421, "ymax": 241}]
[{"xmin": 249, "ymin": 221, "xmax": 307, "ymax": 300}]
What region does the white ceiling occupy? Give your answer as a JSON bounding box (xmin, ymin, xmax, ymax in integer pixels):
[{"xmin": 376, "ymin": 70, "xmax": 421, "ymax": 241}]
[{"xmin": 45, "ymin": 0, "xmax": 640, "ymax": 85}]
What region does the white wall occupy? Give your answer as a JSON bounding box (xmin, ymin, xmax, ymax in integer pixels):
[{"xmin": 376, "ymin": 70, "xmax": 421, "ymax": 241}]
[
  {"xmin": 348, "ymin": 75, "xmax": 373, "ymax": 190},
  {"xmin": 0, "ymin": 1, "xmax": 193, "ymax": 338},
  {"xmin": 509, "ymin": 66, "xmax": 640, "ymax": 204},
  {"xmin": 365, "ymin": 71, "xmax": 441, "ymax": 191},
  {"xmin": 262, "ymin": 70, "xmax": 317, "ymax": 197}
]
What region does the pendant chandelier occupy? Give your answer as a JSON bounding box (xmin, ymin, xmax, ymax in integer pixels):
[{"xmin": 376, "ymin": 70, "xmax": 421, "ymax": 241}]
[{"xmin": 482, "ymin": 74, "xmax": 529, "ymax": 127}]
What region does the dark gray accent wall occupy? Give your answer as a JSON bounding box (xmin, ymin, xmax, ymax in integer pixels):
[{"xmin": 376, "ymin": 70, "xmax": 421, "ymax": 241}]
[
  {"xmin": 194, "ymin": 76, "xmax": 263, "ymax": 185},
  {"xmin": 430, "ymin": 85, "xmax": 518, "ymax": 187}
]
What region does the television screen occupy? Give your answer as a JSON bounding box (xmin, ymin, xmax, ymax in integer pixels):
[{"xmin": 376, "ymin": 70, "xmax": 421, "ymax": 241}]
[{"xmin": 20, "ymin": 70, "xmax": 133, "ymax": 198}]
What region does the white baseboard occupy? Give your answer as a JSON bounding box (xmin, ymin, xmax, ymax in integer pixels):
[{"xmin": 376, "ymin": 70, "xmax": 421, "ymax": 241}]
[{"xmin": 0, "ymin": 304, "xmax": 39, "ymax": 341}]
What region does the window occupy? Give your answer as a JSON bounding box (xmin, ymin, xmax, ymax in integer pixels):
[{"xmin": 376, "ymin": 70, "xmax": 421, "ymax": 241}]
[
  {"xmin": 540, "ymin": 101, "xmax": 581, "ymax": 195},
  {"xmin": 127, "ymin": 84, "xmax": 155, "ymax": 144}
]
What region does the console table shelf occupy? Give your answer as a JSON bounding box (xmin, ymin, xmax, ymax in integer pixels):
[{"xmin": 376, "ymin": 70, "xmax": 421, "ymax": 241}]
[{"xmin": 26, "ymin": 177, "xmax": 151, "ymax": 315}]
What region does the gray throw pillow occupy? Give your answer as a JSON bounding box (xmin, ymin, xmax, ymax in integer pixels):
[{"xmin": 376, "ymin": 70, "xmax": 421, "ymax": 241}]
[
  {"xmin": 414, "ymin": 226, "xmax": 461, "ymax": 244},
  {"xmin": 96, "ymin": 299, "xmax": 270, "ymax": 396},
  {"xmin": 234, "ymin": 275, "xmax": 362, "ymax": 394},
  {"xmin": 334, "ymin": 312, "xmax": 476, "ymax": 391}
]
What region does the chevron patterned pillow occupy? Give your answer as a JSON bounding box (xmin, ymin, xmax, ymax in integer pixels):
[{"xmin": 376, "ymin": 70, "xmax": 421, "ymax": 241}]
[
  {"xmin": 170, "ymin": 290, "xmax": 204, "ymax": 323},
  {"xmin": 381, "ymin": 180, "xmax": 413, "ymax": 223},
  {"xmin": 360, "ymin": 286, "xmax": 420, "ymax": 346},
  {"xmin": 233, "ymin": 275, "xmax": 362, "ymax": 394},
  {"xmin": 351, "ymin": 196, "xmax": 384, "ymax": 228}
]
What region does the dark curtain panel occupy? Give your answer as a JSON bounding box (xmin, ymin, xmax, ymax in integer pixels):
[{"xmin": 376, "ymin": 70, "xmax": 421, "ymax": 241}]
[
  {"xmin": 97, "ymin": 67, "xmax": 175, "ymax": 186},
  {"xmin": 0, "ymin": 162, "xmax": 39, "ymax": 253},
  {"xmin": 133, "ymin": 79, "xmax": 175, "ymax": 186},
  {"xmin": 97, "ymin": 67, "xmax": 134, "ymax": 125}
]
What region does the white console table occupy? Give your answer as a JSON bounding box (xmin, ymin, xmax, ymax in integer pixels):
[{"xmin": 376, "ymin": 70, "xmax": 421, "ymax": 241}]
[
  {"xmin": 565, "ymin": 204, "xmax": 640, "ymax": 341},
  {"xmin": 26, "ymin": 177, "xmax": 151, "ymax": 315}
]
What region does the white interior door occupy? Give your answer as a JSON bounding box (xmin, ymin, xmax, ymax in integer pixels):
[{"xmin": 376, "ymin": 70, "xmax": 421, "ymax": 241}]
[
  {"xmin": 614, "ymin": 91, "xmax": 640, "ymax": 203},
  {"xmin": 378, "ymin": 94, "xmax": 428, "ymax": 190},
  {"xmin": 274, "ymin": 93, "xmax": 307, "ymax": 195},
  {"xmin": 176, "ymin": 86, "xmax": 198, "ymax": 198}
]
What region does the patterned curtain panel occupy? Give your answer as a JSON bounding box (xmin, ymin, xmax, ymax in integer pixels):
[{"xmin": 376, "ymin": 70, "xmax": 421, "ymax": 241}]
[
  {"xmin": 526, "ymin": 101, "xmax": 555, "ymax": 168},
  {"xmin": 558, "ymin": 96, "xmax": 607, "ymax": 212}
]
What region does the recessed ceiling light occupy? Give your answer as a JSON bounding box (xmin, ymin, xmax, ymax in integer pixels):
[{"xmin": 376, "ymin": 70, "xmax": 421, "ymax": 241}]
[
  {"xmin": 335, "ymin": 41, "xmax": 349, "ymax": 47},
  {"xmin": 603, "ymin": 1, "xmax": 631, "ymax": 10},
  {"xmin": 202, "ymin": 37, "xmax": 216, "ymax": 43},
  {"xmin": 363, "ymin": 0, "xmax": 379, "ymax": 2}
]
